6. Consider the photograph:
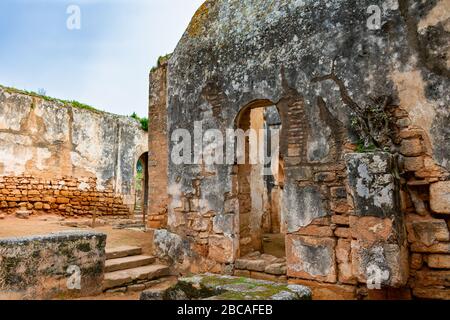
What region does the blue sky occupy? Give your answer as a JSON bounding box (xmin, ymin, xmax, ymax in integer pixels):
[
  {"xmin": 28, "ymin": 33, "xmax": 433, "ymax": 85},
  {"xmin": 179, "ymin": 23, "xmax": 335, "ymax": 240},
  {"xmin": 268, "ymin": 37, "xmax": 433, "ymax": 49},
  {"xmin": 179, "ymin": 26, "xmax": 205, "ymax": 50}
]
[{"xmin": 0, "ymin": 0, "xmax": 204, "ymax": 117}]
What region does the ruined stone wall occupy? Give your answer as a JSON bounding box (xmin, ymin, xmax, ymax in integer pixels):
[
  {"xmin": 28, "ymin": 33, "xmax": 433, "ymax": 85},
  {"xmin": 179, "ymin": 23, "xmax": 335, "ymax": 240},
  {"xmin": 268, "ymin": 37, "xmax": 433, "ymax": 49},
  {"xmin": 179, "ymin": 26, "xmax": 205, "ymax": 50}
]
[
  {"xmin": 396, "ymin": 114, "xmax": 450, "ymax": 300},
  {"xmin": 0, "ymin": 86, "xmax": 148, "ymax": 217},
  {"xmin": 0, "ymin": 176, "xmax": 131, "ymax": 217},
  {"xmin": 154, "ymin": 0, "xmax": 450, "ymax": 299},
  {"xmin": 0, "ymin": 231, "xmax": 106, "ymax": 300}
]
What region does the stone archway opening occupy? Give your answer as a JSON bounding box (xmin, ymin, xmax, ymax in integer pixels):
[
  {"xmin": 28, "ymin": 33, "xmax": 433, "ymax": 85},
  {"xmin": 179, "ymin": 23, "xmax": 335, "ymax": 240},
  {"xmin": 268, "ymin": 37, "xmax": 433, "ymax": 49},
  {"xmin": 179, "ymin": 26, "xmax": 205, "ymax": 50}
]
[
  {"xmin": 135, "ymin": 152, "xmax": 149, "ymax": 222},
  {"xmin": 234, "ymin": 100, "xmax": 285, "ymax": 259}
]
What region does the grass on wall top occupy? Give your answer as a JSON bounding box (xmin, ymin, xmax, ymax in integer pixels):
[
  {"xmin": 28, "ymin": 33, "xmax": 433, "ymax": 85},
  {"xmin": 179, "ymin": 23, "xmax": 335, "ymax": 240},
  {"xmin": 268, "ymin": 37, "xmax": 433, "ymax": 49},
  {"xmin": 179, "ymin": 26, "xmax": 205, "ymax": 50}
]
[
  {"xmin": 0, "ymin": 84, "xmax": 149, "ymax": 132},
  {"xmin": 0, "ymin": 84, "xmax": 99, "ymax": 113}
]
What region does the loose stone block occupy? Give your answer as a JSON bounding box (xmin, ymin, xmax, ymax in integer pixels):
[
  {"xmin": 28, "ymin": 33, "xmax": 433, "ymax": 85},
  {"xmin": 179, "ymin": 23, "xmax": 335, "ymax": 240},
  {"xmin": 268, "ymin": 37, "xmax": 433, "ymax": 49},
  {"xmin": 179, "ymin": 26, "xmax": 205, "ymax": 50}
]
[
  {"xmin": 406, "ymin": 218, "xmax": 450, "ymax": 246},
  {"xmin": 288, "ymin": 278, "xmax": 356, "ymax": 300},
  {"xmin": 334, "ymin": 227, "xmax": 352, "ymax": 239},
  {"xmin": 403, "ymin": 156, "xmax": 424, "ymax": 172},
  {"xmin": 427, "ymin": 255, "xmax": 450, "ymax": 269},
  {"xmin": 34, "ymin": 202, "xmax": 43, "ymax": 210},
  {"xmin": 235, "ymin": 259, "xmax": 268, "ymax": 272},
  {"xmin": 212, "ymin": 214, "xmax": 235, "ymax": 235},
  {"xmin": 15, "ymin": 209, "xmax": 30, "ymax": 219},
  {"xmin": 345, "ymin": 152, "xmax": 398, "ymax": 217},
  {"xmin": 208, "ymin": 235, "xmax": 235, "ymax": 264},
  {"xmin": 411, "ymin": 242, "xmax": 450, "ymax": 254},
  {"xmin": 413, "ymin": 287, "xmax": 450, "ymax": 300},
  {"xmin": 249, "ymin": 271, "xmax": 287, "ymax": 283},
  {"xmin": 297, "ymin": 225, "xmax": 334, "ymax": 237},
  {"xmin": 286, "ymin": 235, "xmax": 337, "ymax": 283},
  {"xmin": 153, "ymin": 229, "xmax": 187, "ymax": 264},
  {"xmin": 284, "ymin": 184, "xmax": 328, "ymax": 233},
  {"xmin": 128, "ymin": 284, "xmax": 146, "ymax": 292},
  {"xmin": 400, "ymin": 139, "xmax": 424, "ymax": 157},
  {"xmin": 330, "ymin": 186, "xmax": 348, "ymax": 199},
  {"xmin": 330, "ymin": 200, "xmax": 352, "ymax": 214},
  {"xmin": 350, "ymin": 216, "xmax": 394, "ymax": 244},
  {"xmin": 265, "ymin": 263, "xmax": 287, "ymax": 276},
  {"xmin": 336, "ymin": 239, "xmax": 356, "ymax": 284},
  {"xmin": 351, "ymin": 240, "xmax": 409, "ymax": 288},
  {"xmin": 430, "ymin": 181, "xmax": 450, "ymax": 214},
  {"xmin": 410, "ymin": 254, "xmax": 423, "ymax": 270},
  {"xmin": 414, "ymin": 270, "xmax": 450, "ymax": 287},
  {"xmin": 331, "ymin": 215, "xmax": 350, "ymax": 226}
]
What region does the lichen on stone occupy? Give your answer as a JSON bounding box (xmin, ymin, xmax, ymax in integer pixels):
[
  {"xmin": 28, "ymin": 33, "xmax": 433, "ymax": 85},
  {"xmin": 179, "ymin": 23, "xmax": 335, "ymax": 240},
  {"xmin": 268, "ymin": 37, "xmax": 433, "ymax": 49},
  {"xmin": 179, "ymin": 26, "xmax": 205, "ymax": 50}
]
[{"xmin": 172, "ymin": 274, "xmax": 312, "ymax": 300}]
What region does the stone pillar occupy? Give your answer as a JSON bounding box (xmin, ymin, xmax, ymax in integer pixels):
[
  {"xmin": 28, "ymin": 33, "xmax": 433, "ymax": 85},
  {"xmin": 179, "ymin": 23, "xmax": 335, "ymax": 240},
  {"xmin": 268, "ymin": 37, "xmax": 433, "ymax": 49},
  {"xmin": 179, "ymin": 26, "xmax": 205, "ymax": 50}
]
[
  {"xmin": 345, "ymin": 152, "xmax": 409, "ymax": 288},
  {"xmin": 148, "ymin": 62, "xmax": 169, "ymax": 229}
]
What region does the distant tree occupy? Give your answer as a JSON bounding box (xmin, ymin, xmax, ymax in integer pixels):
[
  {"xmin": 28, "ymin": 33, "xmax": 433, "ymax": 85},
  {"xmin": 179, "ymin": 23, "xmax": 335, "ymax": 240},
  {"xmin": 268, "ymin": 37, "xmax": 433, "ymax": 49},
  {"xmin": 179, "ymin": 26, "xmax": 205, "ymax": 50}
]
[{"xmin": 37, "ymin": 88, "xmax": 47, "ymax": 96}]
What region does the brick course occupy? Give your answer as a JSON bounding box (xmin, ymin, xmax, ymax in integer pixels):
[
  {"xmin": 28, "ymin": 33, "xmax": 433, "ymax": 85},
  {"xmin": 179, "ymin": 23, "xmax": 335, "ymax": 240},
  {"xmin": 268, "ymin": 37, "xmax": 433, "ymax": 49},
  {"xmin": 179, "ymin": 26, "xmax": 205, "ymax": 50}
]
[{"xmin": 0, "ymin": 175, "xmax": 131, "ymax": 217}]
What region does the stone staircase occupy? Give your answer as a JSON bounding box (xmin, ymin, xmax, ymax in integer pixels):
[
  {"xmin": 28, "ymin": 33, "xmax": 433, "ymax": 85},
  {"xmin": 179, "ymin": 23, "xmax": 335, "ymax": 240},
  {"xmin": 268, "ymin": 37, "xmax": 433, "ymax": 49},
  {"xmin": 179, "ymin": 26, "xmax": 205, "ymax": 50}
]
[
  {"xmin": 103, "ymin": 246, "xmax": 169, "ymax": 293},
  {"xmin": 112, "ymin": 210, "xmax": 147, "ymax": 230}
]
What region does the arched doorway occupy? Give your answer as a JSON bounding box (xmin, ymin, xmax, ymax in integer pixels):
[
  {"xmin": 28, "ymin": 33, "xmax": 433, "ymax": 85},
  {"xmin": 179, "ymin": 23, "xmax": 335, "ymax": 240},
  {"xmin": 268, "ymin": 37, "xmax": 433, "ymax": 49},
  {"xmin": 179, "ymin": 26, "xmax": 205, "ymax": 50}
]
[
  {"xmin": 135, "ymin": 152, "xmax": 149, "ymax": 223},
  {"xmin": 234, "ymin": 100, "xmax": 286, "ymax": 258}
]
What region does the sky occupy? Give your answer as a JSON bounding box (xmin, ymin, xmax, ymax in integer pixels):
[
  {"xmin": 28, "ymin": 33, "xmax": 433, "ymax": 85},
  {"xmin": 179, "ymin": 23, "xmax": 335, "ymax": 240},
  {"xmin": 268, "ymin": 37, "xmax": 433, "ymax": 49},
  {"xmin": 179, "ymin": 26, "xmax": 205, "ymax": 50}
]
[{"xmin": 0, "ymin": 0, "xmax": 204, "ymax": 118}]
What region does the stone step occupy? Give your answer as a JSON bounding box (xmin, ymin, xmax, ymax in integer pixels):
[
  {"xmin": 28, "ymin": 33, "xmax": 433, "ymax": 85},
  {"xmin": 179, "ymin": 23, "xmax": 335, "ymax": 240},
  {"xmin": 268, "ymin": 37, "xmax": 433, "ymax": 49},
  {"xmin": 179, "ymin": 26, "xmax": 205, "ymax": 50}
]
[
  {"xmin": 113, "ymin": 223, "xmax": 145, "ymax": 230},
  {"xmin": 105, "ymin": 246, "xmax": 142, "ymax": 260},
  {"xmin": 105, "ymin": 255, "xmax": 155, "ymax": 273},
  {"xmin": 125, "ymin": 219, "xmax": 145, "ymax": 223},
  {"xmin": 103, "ymin": 265, "xmax": 170, "ymax": 291}
]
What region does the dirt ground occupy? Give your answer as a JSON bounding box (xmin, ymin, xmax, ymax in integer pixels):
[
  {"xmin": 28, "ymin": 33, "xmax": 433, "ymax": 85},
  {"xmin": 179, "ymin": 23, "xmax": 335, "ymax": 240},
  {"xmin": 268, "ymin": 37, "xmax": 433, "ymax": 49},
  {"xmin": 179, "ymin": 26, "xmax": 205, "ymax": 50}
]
[
  {"xmin": 0, "ymin": 214, "xmax": 158, "ymax": 300},
  {"xmin": 0, "ymin": 214, "xmax": 154, "ymax": 255},
  {"xmin": 76, "ymin": 291, "xmax": 142, "ymax": 300},
  {"xmin": 263, "ymin": 233, "xmax": 286, "ymax": 258}
]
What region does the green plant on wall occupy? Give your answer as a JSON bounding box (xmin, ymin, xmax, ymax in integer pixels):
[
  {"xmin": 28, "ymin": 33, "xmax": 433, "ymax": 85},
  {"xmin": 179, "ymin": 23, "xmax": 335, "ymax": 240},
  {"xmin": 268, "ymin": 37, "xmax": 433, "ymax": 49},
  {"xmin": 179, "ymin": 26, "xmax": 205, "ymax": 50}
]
[
  {"xmin": 131, "ymin": 112, "xmax": 148, "ymax": 131},
  {"xmin": 349, "ymin": 96, "xmax": 396, "ymax": 153},
  {"xmin": 311, "ymin": 60, "xmax": 397, "ymax": 154},
  {"xmin": 150, "ymin": 53, "xmax": 172, "ymax": 73}
]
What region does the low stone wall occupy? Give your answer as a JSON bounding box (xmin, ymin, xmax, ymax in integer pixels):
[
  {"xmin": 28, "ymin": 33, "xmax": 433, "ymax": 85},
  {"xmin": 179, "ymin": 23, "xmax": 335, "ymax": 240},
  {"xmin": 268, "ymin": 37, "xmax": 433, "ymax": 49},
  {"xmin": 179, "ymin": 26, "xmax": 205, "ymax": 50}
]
[
  {"xmin": 0, "ymin": 231, "xmax": 106, "ymax": 299},
  {"xmin": 234, "ymin": 252, "xmax": 287, "ymax": 283},
  {"xmin": 0, "ymin": 86, "xmax": 148, "ymax": 217},
  {"xmin": 0, "ymin": 175, "xmax": 131, "ymax": 217}
]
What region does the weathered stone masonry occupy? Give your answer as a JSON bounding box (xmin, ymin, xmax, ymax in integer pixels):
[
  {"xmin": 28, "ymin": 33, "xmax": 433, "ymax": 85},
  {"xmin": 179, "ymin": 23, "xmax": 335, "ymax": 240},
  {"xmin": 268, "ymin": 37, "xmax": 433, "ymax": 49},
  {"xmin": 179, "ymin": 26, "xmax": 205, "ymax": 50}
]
[
  {"xmin": 0, "ymin": 86, "xmax": 148, "ymax": 217},
  {"xmin": 150, "ymin": 0, "xmax": 450, "ymax": 299},
  {"xmin": 148, "ymin": 62, "xmax": 170, "ymax": 228},
  {"xmin": 0, "ymin": 231, "xmax": 106, "ymax": 300}
]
